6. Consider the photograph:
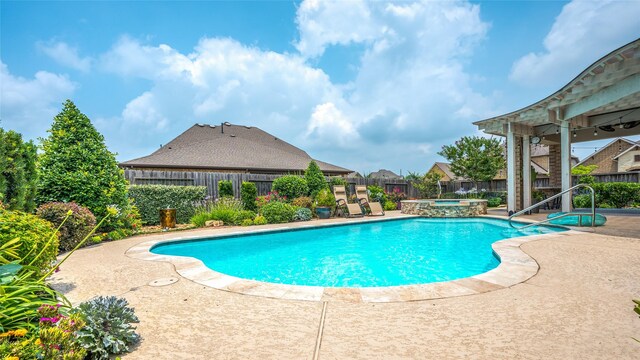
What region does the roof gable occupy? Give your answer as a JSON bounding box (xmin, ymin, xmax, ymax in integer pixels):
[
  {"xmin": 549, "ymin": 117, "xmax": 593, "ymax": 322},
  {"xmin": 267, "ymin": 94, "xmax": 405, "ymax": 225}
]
[{"xmin": 574, "ymin": 137, "xmax": 637, "ymax": 166}]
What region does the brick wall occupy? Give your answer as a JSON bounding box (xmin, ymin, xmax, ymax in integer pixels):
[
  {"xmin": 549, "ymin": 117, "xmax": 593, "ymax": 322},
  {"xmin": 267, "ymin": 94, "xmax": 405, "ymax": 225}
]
[{"xmin": 579, "ymin": 139, "xmax": 635, "ymax": 174}]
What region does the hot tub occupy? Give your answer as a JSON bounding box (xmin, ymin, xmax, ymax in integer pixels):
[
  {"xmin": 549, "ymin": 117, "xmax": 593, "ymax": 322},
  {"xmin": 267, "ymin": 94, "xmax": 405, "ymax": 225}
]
[{"xmin": 401, "ymin": 199, "xmax": 488, "ymax": 217}]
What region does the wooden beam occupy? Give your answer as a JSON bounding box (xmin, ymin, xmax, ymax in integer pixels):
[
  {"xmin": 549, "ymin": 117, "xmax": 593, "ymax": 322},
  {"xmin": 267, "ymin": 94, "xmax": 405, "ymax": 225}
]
[{"xmin": 564, "ymin": 73, "xmax": 640, "ymax": 120}]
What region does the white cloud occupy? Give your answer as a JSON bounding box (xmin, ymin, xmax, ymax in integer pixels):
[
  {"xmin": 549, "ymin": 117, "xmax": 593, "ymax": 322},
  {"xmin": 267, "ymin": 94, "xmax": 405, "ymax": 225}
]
[
  {"xmin": 510, "ymin": 0, "xmax": 640, "ymax": 87},
  {"xmin": 37, "ymin": 41, "xmax": 92, "ymax": 72},
  {"xmin": 88, "ymin": 1, "xmax": 495, "ymax": 173},
  {"xmin": 295, "ymin": 0, "xmax": 382, "ymax": 58},
  {"xmin": 0, "ymin": 62, "xmax": 76, "ymax": 140}
]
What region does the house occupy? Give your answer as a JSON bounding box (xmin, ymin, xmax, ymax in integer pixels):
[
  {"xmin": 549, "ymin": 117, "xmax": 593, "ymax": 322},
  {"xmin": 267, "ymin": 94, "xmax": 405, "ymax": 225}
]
[
  {"xmin": 574, "ymin": 137, "xmax": 640, "ymax": 173},
  {"xmin": 119, "ymin": 123, "xmax": 352, "ymax": 196},
  {"xmin": 427, "ymin": 162, "xmax": 464, "ymax": 182},
  {"xmin": 368, "ymin": 169, "xmax": 402, "ymax": 180},
  {"xmin": 120, "ymin": 123, "xmax": 352, "ymax": 176}
]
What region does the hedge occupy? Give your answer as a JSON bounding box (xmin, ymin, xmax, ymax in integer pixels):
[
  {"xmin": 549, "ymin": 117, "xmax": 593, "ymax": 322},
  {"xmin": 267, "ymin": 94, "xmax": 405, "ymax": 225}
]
[
  {"xmin": 589, "ymin": 182, "xmax": 640, "ymax": 208},
  {"xmin": 128, "ymin": 185, "xmax": 207, "ymax": 225}
]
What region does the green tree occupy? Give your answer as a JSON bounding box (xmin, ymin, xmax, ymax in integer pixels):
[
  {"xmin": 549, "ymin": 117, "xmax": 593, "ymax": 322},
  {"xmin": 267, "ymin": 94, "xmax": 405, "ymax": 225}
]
[
  {"xmin": 572, "ymin": 164, "xmax": 598, "ymax": 185},
  {"xmin": 37, "ymin": 100, "xmax": 129, "ymax": 225},
  {"xmin": 304, "ymin": 160, "xmax": 327, "ymax": 197},
  {"xmin": 438, "ymin": 136, "xmax": 505, "ymax": 188},
  {"xmin": 0, "ymin": 129, "xmax": 38, "ymax": 212},
  {"xmin": 404, "ymin": 171, "xmax": 422, "ymax": 182},
  {"xmin": 412, "ymin": 172, "xmax": 442, "ymax": 198}
]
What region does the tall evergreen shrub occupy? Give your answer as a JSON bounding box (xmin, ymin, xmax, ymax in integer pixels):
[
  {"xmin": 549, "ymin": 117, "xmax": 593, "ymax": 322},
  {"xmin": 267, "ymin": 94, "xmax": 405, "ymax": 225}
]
[
  {"xmin": 304, "ymin": 160, "xmax": 328, "ymax": 198},
  {"xmin": 218, "ymin": 180, "xmax": 233, "ymax": 198},
  {"xmin": 240, "ymin": 182, "xmax": 258, "ymax": 212},
  {"xmin": 37, "ymin": 100, "xmax": 129, "ymax": 226},
  {"xmin": 0, "ymin": 129, "xmax": 38, "ymax": 212}
]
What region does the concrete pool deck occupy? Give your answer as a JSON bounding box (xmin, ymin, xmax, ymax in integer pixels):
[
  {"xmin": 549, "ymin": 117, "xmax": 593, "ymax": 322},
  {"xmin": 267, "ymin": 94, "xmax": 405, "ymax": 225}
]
[{"xmin": 50, "ymin": 211, "xmax": 640, "ymax": 359}]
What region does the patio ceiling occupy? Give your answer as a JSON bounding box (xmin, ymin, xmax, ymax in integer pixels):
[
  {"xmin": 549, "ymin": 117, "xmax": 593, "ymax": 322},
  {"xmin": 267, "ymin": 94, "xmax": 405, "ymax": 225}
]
[{"xmin": 475, "ymin": 38, "xmax": 640, "ymax": 144}]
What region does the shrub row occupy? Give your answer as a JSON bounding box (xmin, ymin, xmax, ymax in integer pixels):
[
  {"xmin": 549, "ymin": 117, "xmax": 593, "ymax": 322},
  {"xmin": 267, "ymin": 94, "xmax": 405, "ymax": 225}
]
[
  {"xmin": 128, "ymin": 185, "xmax": 207, "ymax": 225},
  {"xmin": 574, "ymin": 182, "xmax": 640, "ymax": 208}
]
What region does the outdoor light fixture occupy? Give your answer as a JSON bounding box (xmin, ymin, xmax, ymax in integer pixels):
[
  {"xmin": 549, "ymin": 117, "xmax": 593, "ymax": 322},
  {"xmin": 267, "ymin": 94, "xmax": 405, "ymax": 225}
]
[
  {"xmin": 593, "ymin": 127, "xmax": 598, "ymax": 136},
  {"xmin": 619, "ymin": 117, "xmax": 624, "ymax": 129},
  {"xmin": 573, "ymin": 129, "xmax": 577, "ymax": 138}
]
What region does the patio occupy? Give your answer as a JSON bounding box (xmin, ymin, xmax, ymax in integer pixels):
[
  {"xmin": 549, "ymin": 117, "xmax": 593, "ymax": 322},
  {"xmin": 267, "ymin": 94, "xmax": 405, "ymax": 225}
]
[{"xmin": 50, "ymin": 212, "xmax": 640, "ymax": 359}]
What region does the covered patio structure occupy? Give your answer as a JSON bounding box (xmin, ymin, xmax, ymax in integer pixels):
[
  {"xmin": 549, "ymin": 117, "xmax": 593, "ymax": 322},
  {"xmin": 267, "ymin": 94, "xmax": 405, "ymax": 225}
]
[{"xmin": 475, "ymin": 38, "xmax": 640, "ymax": 214}]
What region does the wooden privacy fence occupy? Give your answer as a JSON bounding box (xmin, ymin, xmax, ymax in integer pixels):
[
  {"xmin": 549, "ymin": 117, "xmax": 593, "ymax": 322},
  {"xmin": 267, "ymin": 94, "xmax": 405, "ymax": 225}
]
[
  {"xmin": 123, "ymin": 169, "xmax": 422, "ymax": 198},
  {"xmin": 123, "ymin": 169, "xmax": 639, "ymax": 199}
]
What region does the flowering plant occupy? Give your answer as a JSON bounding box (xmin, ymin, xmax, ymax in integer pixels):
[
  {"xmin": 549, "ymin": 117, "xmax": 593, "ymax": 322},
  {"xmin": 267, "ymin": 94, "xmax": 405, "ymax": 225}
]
[
  {"xmin": 256, "ymin": 191, "xmax": 286, "ymax": 208},
  {"xmin": 385, "ymin": 187, "xmax": 407, "ymax": 203}
]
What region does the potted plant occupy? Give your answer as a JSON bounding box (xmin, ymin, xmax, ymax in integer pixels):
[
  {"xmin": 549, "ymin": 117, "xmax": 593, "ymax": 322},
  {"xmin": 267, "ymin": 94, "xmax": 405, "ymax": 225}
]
[
  {"xmin": 531, "ymin": 190, "xmax": 545, "ymax": 214},
  {"xmin": 314, "ymin": 188, "xmax": 335, "ymax": 219}
]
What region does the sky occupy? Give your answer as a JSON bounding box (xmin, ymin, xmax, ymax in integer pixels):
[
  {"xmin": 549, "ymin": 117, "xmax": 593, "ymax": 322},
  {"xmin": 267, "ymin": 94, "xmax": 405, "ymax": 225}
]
[{"xmin": 1, "ymin": 0, "xmax": 640, "ymax": 176}]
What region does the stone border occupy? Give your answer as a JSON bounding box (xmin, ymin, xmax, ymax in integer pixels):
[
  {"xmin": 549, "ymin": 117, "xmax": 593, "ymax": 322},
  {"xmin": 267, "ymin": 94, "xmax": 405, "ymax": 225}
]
[{"xmin": 126, "ymin": 217, "xmax": 575, "ymax": 303}]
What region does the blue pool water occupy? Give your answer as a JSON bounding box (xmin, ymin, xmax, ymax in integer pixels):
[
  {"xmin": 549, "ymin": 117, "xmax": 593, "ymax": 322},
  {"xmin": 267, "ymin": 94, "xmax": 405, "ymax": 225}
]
[{"xmin": 152, "ymin": 218, "xmax": 564, "ymax": 287}]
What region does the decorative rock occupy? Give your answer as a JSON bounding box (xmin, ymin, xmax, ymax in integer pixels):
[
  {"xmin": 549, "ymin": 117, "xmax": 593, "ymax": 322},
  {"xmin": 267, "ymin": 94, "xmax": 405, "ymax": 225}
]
[
  {"xmin": 205, "ymin": 220, "xmax": 224, "ymax": 227},
  {"xmin": 401, "ymin": 199, "xmax": 487, "ymax": 217}
]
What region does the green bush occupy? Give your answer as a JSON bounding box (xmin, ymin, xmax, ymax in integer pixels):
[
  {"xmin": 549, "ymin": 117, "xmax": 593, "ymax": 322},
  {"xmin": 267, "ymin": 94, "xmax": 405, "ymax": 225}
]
[
  {"xmin": 272, "ymin": 175, "xmax": 308, "ymax": 201},
  {"xmin": 37, "ymin": 100, "xmax": 129, "ymax": 229},
  {"xmin": 293, "ymin": 207, "xmax": 312, "ymax": 221},
  {"xmin": 190, "ymin": 197, "xmax": 246, "ymax": 226},
  {"xmin": 329, "ymin": 177, "xmax": 348, "ymax": 190},
  {"xmin": 253, "ymin": 215, "xmax": 268, "ymax": 225},
  {"xmin": 304, "ymin": 160, "xmax": 328, "ymax": 197},
  {"xmin": 487, "ymin": 197, "xmax": 502, "ymax": 208},
  {"xmin": 234, "ymin": 210, "xmax": 256, "ymax": 224},
  {"xmin": 129, "ymin": 185, "xmax": 207, "ymax": 225},
  {"xmin": 315, "ymin": 188, "xmax": 335, "ymax": 208},
  {"xmin": 218, "ymin": 180, "xmax": 233, "ymax": 198},
  {"xmin": 0, "ymin": 209, "xmax": 59, "ymax": 274},
  {"xmin": 241, "ymin": 218, "xmax": 254, "ymax": 226},
  {"xmin": 73, "ymin": 296, "xmax": 140, "ymax": 359},
  {"xmin": 367, "ymin": 185, "xmax": 387, "ymax": 203},
  {"xmin": 36, "ymin": 202, "xmax": 96, "ymax": 252},
  {"xmin": 572, "ymin": 194, "xmax": 592, "ymax": 209},
  {"xmin": 383, "ymin": 200, "xmax": 397, "ymax": 211},
  {"xmin": 590, "ymin": 182, "xmax": 640, "ymax": 208},
  {"xmin": 0, "ymin": 129, "xmax": 38, "ymax": 212},
  {"xmin": 240, "ymin": 181, "xmax": 258, "ymax": 212},
  {"xmin": 261, "ymin": 202, "xmax": 295, "ymax": 224},
  {"xmin": 292, "ymin": 196, "xmax": 313, "ymax": 209}
]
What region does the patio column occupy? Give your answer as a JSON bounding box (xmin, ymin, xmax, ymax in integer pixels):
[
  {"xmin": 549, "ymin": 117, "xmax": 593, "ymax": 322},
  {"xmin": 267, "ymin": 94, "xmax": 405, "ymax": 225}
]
[
  {"xmin": 522, "ymin": 135, "xmax": 531, "ymax": 209},
  {"xmin": 506, "ymin": 123, "xmax": 517, "ymax": 214},
  {"xmin": 560, "ymin": 121, "xmax": 572, "ymax": 212}
]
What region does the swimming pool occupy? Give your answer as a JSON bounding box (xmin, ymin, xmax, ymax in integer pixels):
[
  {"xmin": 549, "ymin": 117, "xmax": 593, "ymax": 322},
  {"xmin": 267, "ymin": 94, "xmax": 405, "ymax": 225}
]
[{"xmin": 151, "ymin": 218, "xmax": 564, "ymax": 288}]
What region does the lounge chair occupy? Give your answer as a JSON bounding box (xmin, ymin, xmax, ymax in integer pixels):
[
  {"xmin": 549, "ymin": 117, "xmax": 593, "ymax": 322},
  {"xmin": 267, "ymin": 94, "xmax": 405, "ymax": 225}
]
[
  {"xmin": 333, "ymin": 186, "xmax": 363, "ymax": 217},
  {"xmin": 355, "ymin": 185, "xmax": 385, "ymax": 216}
]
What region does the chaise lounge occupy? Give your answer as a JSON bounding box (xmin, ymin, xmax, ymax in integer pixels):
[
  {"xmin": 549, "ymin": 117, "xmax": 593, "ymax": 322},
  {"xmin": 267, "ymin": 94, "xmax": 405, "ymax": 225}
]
[{"xmin": 355, "ymin": 185, "xmax": 385, "ymax": 216}]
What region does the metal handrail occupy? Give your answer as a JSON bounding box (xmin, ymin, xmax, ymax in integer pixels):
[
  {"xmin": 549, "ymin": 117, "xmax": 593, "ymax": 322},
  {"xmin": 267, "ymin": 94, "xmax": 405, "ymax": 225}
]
[{"xmin": 508, "ymin": 184, "xmax": 596, "ymax": 229}]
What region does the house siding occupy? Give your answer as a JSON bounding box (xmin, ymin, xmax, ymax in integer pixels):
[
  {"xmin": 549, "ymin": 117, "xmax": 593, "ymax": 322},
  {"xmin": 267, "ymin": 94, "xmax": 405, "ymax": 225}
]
[
  {"xmin": 579, "ymin": 139, "xmax": 635, "ymax": 174},
  {"xmin": 618, "ymin": 149, "xmax": 640, "ymax": 172}
]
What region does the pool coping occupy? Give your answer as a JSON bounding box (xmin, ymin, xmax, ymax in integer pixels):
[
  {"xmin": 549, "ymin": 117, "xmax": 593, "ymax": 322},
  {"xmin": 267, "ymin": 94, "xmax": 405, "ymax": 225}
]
[{"xmin": 126, "ymin": 216, "xmax": 578, "ymax": 303}]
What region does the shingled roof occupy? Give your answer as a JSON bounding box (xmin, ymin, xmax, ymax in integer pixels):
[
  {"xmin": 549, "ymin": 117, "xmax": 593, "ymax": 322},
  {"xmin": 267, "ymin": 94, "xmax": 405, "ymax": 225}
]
[{"xmin": 120, "ymin": 123, "xmax": 352, "ymax": 175}]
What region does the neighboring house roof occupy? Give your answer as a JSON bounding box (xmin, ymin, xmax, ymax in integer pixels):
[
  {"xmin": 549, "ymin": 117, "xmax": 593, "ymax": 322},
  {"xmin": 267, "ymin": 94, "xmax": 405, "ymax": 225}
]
[
  {"xmin": 432, "ymin": 162, "xmax": 464, "ymax": 181},
  {"xmin": 369, "ymin": 169, "xmax": 402, "ymax": 179},
  {"xmin": 120, "ymin": 123, "xmax": 352, "ymax": 174},
  {"xmin": 346, "ymin": 171, "xmax": 364, "ymax": 178},
  {"xmin": 574, "ymin": 137, "xmax": 637, "ymax": 167},
  {"xmin": 612, "ymin": 143, "xmax": 640, "ymax": 159}
]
